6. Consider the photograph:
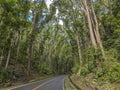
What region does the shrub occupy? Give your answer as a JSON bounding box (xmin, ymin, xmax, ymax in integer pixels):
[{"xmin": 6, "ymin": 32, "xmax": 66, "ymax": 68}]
[
  {"xmin": 0, "ymin": 67, "xmax": 14, "ymax": 84},
  {"xmin": 96, "ymin": 60, "xmax": 120, "ymax": 83},
  {"xmin": 71, "ymin": 63, "xmax": 80, "ymax": 74},
  {"xmin": 81, "ymin": 64, "xmax": 90, "ymax": 76},
  {"xmin": 107, "ymin": 62, "xmax": 120, "ymax": 83}
]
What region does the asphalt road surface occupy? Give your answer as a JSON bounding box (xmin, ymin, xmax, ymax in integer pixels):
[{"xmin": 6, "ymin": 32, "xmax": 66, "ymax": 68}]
[{"xmin": 12, "ymin": 75, "xmax": 66, "ymax": 90}]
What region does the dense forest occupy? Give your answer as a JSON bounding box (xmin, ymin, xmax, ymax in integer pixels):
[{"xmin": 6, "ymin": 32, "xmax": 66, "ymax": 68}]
[{"xmin": 0, "ymin": 0, "xmax": 120, "ymax": 89}]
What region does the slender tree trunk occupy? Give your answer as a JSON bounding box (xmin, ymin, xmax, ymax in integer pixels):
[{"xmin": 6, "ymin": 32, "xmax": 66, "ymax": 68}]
[
  {"xmin": 48, "ymin": 46, "xmax": 52, "ymax": 69},
  {"xmin": 91, "ymin": 4, "xmax": 105, "ymax": 59},
  {"xmin": 27, "ymin": 42, "xmax": 33, "ymax": 77},
  {"xmin": 0, "ymin": 48, "xmax": 4, "ymax": 66},
  {"xmin": 27, "ymin": 5, "xmax": 38, "ymax": 77},
  {"xmin": 82, "ymin": 0, "xmax": 97, "ymax": 47},
  {"xmin": 82, "ymin": 0, "xmax": 105, "ymax": 59},
  {"xmin": 76, "ymin": 30, "xmax": 82, "ymax": 76},
  {"xmin": 16, "ymin": 27, "xmax": 22, "ymax": 62},
  {"xmin": 5, "ymin": 40, "xmax": 13, "ymax": 69},
  {"xmin": 108, "ymin": 0, "xmax": 112, "ymax": 15}
]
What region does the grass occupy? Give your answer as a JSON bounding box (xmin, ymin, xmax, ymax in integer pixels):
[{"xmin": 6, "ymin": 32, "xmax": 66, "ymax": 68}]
[
  {"xmin": 70, "ymin": 74, "xmax": 120, "ymax": 90},
  {"xmin": 64, "ymin": 76, "xmax": 77, "ymax": 90}
]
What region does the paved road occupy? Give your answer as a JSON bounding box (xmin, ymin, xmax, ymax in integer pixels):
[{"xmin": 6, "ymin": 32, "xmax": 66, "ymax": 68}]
[{"xmin": 12, "ymin": 75, "xmax": 66, "ymax": 90}]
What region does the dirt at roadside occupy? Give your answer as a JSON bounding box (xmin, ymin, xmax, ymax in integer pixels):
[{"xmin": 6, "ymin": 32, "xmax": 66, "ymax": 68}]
[{"xmin": 70, "ymin": 74, "xmax": 120, "ymax": 90}]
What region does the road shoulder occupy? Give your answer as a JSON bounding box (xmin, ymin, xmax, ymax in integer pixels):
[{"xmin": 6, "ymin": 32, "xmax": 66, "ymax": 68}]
[{"xmin": 64, "ymin": 76, "xmax": 77, "ymax": 90}]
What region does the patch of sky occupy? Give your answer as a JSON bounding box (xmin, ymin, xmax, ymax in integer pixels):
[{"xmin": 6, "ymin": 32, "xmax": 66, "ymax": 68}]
[
  {"xmin": 55, "ymin": 8, "xmax": 59, "ymax": 17},
  {"xmin": 39, "ymin": 15, "xmax": 46, "ymax": 23},
  {"xmin": 59, "ymin": 20, "xmax": 63, "ymax": 26},
  {"xmin": 45, "ymin": 0, "xmax": 53, "ymax": 9},
  {"xmin": 28, "ymin": 15, "xmax": 33, "ymax": 21}
]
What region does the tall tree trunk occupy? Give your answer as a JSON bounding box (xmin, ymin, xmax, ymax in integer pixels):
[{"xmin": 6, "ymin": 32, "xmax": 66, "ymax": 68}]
[
  {"xmin": 16, "ymin": 27, "xmax": 22, "ymax": 62},
  {"xmin": 91, "ymin": 3, "xmax": 105, "ymax": 59},
  {"xmin": 27, "ymin": 42, "xmax": 33, "ymax": 77},
  {"xmin": 76, "ymin": 30, "xmax": 82, "ymax": 76},
  {"xmin": 27, "ymin": 5, "xmax": 39, "ymax": 77},
  {"xmin": 82, "ymin": 0, "xmax": 106, "ymax": 59},
  {"xmin": 5, "ymin": 39, "xmax": 13, "ymax": 69},
  {"xmin": 48, "ymin": 46, "xmax": 52, "ymax": 69},
  {"xmin": 82, "ymin": 0, "xmax": 97, "ymax": 47},
  {"xmin": 108, "ymin": 0, "xmax": 112, "ymax": 15},
  {"xmin": 0, "ymin": 48, "xmax": 4, "ymax": 66}
]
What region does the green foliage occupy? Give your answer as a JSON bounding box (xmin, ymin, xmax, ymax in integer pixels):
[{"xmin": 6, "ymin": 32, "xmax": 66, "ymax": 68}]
[
  {"xmin": 0, "ymin": 68, "xmax": 7, "ymax": 83},
  {"xmin": 0, "ymin": 67, "xmax": 13, "ymax": 84},
  {"xmin": 106, "ymin": 48, "xmax": 118, "ymax": 60},
  {"xmin": 81, "ymin": 47, "xmax": 120, "ymax": 84},
  {"xmin": 96, "ymin": 61, "xmax": 120, "ymax": 84},
  {"xmin": 106, "ymin": 61, "xmax": 120, "ymax": 83},
  {"xmin": 81, "ymin": 64, "xmax": 90, "ymax": 76},
  {"xmin": 71, "ymin": 63, "xmax": 80, "ymax": 74},
  {"xmin": 0, "ymin": 0, "xmax": 120, "ymax": 87},
  {"xmin": 40, "ymin": 63, "xmax": 52, "ymax": 75}
]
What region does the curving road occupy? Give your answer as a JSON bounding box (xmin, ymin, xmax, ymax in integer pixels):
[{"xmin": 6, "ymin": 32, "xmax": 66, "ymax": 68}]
[{"xmin": 12, "ymin": 75, "xmax": 66, "ymax": 90}]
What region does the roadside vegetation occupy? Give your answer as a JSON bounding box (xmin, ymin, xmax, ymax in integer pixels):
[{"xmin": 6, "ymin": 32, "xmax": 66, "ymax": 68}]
[
  {"xmin": 64, "ymin": 76, "xmax": 77, "ymax": 90},
  {"xmin": 0, "ymin": 0, "xmax": 120, "ymax": 89}
]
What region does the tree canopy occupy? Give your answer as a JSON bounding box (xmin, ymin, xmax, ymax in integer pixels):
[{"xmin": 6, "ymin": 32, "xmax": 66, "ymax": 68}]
[{"xmin": 0, "ymin": 0, "xmax": 120, "ymax": 89}]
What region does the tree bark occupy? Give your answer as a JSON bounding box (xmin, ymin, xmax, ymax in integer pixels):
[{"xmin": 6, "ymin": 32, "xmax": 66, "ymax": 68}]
[
  {"xmin": 27, "ymin": 4, "xmax": 39, "ymax": 77},
  {"xmin": 108, "ymin": 0, "xmax": 112, "ymax": 15},
  {"xmin": 0, "ymin": 48, "xmax": 4, "ymax": 66},
  {"xmin": 82, "ymin": 0, "xmax": 97, "ymax": 47},
  {"xmin": 5, "ymin": 39, "xmax": 13, "ymax": 69},
  {"xmin": 16, "ymin": 27, "xmax": 22, "ymax": 62},
  {"xmin": 91, "ymin": 3, "xmax": 105, "ymax": 59},
  {"xmin": 27, "ymin": 42, "xmax": 33, "ymax": 77},
  {"xmin": 76, "ymin": 30, "xmax": 82, "ymax": 76}
]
